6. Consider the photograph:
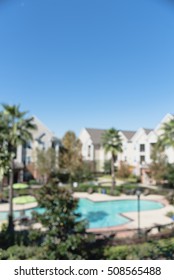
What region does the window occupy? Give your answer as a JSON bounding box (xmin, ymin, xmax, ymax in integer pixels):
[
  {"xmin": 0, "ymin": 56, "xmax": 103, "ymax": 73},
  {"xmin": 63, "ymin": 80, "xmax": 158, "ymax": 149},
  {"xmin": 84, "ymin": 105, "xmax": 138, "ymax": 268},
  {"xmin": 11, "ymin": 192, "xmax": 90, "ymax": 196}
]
[
  {"xmin": 140, "ymin": 155, "xmax": 145, "ymax": 164},
  {"xmin": 140, "ymin": 144, "xmax": 145, "ymax": 152}
]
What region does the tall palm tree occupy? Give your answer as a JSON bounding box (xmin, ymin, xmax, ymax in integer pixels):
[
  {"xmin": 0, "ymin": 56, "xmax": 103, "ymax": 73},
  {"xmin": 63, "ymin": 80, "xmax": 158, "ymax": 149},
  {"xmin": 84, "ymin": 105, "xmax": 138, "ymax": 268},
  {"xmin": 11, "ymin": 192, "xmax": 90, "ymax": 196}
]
[
  {"xmin": 0, "ymin": 104, "xmax": 37, "ymax": 236},
  {"xmin": 102, "ymin": 128, "xmax": 122, "ymax": 194},
  {"xmin": 0, "ymin": 116, "xmax": 11, "ymax": 191},
  {"xmin": 158, "ymin": 119, "xmax": 174, "ymax": 149}
]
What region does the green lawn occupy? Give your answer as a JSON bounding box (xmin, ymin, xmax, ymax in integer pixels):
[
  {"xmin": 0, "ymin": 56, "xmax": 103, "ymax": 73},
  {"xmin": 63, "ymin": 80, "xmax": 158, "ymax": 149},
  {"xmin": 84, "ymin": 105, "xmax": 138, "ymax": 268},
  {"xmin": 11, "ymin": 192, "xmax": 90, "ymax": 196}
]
[
  {"xmin": 13, "ymin": 195, "xmax": 36, "ymax": 204},
  {"xmin": 12, "ymin": 183, "xmax": 29, "ymax": 190}
]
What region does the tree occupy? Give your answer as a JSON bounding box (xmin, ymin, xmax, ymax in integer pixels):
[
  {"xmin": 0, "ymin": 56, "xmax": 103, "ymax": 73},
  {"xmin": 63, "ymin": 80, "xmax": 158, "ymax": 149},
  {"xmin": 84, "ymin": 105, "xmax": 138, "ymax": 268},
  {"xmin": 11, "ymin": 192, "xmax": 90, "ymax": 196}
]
[
  {"xmin": 149, "ymin": 144, "xmax": 168, "ymax": 185},
  {"xmin": 59, "ymin": 131, "xmax": 82, "ymax": 185},
  {"xmin": 0, "ymin": 104, "xmax": 37, "ymax": 237},
  {"xmin": 102, "ymin": 128, "xmax": 122, "ymax": 193},
  {"xmin": 34, "ymin": 183, "xmax": 98, "ymax": 259},
  {"xmin": 158, "ymin": 119, "xmax": 174, "ymax": 149},
  {"xmin": 0, "ymin": 114, "xmax": 11, "ymax": 191},
  {"xmin": 164, "ymin": 163, "xmax": 174, "ymax": 188},
  {"xmin": 35, "ymin": 147, "xmax": 57, "ymax": 183},
  {"xmin": 117, "ymin": 161, "xmax": 131, "ymax": 179}
]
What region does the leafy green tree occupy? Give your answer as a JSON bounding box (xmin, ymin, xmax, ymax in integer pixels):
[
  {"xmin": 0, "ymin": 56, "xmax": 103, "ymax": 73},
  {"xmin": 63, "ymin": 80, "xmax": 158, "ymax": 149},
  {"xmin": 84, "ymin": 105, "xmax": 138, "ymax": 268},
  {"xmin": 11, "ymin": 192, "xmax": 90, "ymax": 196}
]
[
  {"xmin": 163, "ymin": 163, "xmax": 174, "ymax": 188},
  {"xmin": 34, "ymin": 183, "xmax": 98, "ymax": 259},
  {"xmin": 149, "ymin": 144, "xmax": 168, "ymax": 185},
  {"xmin": 59, "ymin": 131, "xmax": 82, "ymax": 185},
  {"xmin": 102, "ymin": 128, "xmax": 122, "ymax": 193},
  {"xmin": 35, "ymin": 147, "xmax": 58, "ymax": 183},
  {"xmin": 0, "ymin": 104, "xmax": 37, "ymax": 237}
]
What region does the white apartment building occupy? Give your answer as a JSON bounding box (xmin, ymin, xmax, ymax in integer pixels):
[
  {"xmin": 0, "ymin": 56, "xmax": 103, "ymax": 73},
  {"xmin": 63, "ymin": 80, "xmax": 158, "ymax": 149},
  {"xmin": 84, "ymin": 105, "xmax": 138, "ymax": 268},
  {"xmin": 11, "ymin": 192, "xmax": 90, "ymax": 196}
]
[
  {"xmin": 14, "ymin": 116, "xmax": 59, "ymax": 182},
  {"xmin": 79, "ymin": 113, "xmax": 174, "ymax": 184}
]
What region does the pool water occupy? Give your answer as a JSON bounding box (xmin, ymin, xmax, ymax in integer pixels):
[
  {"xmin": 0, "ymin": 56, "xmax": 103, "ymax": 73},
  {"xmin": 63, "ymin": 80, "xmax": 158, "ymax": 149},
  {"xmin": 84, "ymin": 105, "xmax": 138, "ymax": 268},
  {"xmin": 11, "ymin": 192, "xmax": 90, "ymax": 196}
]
[
  {"xmin": 77, "ymin": 199, "xmax": 163, "ymax": 228},
  {"xmin": 0, "ymin": 198, "xmax": 163, "ymax": 229}
]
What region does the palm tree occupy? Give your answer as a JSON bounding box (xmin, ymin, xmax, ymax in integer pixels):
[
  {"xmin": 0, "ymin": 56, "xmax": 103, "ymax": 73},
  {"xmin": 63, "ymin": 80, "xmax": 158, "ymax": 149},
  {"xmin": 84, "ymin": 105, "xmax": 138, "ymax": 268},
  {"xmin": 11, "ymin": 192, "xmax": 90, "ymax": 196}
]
[
  {"xmin": 0, "ymin": 116, "xmax": 11, "ymax": 192},
  {"xmin": 158, "ymin": 119, "xmax": 174, "ymax": 149},
  {"xmin": 0, "ymin": 104, "xmax": 37, "ymax": 236},
  {"xmin": 102, "ymin": 128, "xmax": 122, "ymax": 194}
]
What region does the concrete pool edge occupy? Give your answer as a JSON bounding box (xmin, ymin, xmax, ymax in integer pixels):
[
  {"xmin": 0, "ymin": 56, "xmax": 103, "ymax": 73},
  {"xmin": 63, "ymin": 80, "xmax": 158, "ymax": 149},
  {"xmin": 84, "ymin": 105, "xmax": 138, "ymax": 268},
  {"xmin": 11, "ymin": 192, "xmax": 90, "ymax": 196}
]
[
  {"xmin": 0, "ymin": 193, "xmax": 173, "ymax": 233},
  {"xmin": 0, "ymin": 202, "xmax": 38, "ymax": 212},
  {"xmin": 73, "ymin": 192, "xmax": 174, "ymax": 233}
]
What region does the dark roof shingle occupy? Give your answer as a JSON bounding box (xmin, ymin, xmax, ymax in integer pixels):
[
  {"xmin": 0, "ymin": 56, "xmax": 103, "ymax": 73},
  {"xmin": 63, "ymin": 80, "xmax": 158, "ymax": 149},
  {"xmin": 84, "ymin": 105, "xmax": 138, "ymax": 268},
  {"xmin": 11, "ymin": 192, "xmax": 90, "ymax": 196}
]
[
  {"xmin": 86, "ymin": 128, "xmax": 136, "ymax": 144},
  {"xmin": 143, "ymin": 128, "xmax": 153, "ymax": 134}
]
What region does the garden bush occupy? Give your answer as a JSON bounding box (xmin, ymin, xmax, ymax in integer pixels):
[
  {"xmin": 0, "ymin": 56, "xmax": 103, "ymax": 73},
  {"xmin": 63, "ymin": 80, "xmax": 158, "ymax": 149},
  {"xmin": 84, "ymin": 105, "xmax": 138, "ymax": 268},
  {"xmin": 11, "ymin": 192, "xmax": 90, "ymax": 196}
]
[
  {"xmin": 74, "ymin": 184, "xmax": 99, "ymax": 193},
  {"xmin": 29, "ymin": 180, "xmax": 41, "ymax": 186},
  {"xmin": 104, "ymin": 238, "xmax": 174, "ymax": 259},
  {"xmin": 0, "ymin": 245, "xmax": 43, "ymax": 260}
]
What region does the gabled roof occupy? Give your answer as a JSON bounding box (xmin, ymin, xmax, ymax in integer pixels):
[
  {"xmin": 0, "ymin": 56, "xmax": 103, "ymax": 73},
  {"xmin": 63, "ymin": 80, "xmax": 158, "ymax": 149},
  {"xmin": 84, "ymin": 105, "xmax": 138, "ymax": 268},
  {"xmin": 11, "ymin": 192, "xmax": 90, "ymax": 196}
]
[
  {"xmin": 143, "ymin": 128, "xmax": 153, "ymax": 134},
  {"xmin": 121, "ymin": 130, "xmax": 136, "ymax": 140},
  {"xmin": 32, "ymin": 115, "xmax": 55, "ymax": 139},
  {"xmin": 85, "ymin": 128, "xmax": 136, "ymax": 145},
  {"xmin": 85, "ymin": 128, "xmax": 106, "ymax": 145}
]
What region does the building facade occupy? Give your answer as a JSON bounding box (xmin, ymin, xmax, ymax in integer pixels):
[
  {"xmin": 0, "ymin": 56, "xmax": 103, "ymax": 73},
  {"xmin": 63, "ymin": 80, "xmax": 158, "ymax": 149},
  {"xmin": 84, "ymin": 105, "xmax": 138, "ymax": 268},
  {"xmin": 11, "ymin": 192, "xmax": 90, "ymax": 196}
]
[
  {"xmin": 79, "ymin": 113, "xmax": 174, "ymax": 184},
  {"xmin": 14, "ymin": 116, "xmax": 59, "ymax": 183}
]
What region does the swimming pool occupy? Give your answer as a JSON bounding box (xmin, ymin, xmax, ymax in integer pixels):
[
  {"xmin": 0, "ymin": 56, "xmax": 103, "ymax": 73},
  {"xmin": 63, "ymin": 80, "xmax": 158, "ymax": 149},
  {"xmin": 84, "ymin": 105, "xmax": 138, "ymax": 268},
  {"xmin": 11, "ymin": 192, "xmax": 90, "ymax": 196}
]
[{"xmin": 0, "ymin": 198, "xmax": 163, "ymax": 229}]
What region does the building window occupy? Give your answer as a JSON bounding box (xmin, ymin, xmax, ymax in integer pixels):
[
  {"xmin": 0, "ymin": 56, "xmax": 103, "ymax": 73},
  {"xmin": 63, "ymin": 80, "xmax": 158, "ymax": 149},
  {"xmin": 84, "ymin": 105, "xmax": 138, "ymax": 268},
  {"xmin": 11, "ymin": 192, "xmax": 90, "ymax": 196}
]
[
  {"xmin": 140, "ymin": 155, "xmax": 145, "ymax": 164},
  {"xmin": 140, "ymin": 144, "xmax": 145, "ymax": 152}
]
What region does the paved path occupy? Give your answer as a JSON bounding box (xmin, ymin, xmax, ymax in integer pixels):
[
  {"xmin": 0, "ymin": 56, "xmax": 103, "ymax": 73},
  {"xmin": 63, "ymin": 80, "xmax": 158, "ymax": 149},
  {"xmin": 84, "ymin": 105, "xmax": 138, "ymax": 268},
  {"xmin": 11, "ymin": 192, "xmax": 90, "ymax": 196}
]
[{"xmin": 0, "ymin": 202, "xmax": 38, "ymax": 212}]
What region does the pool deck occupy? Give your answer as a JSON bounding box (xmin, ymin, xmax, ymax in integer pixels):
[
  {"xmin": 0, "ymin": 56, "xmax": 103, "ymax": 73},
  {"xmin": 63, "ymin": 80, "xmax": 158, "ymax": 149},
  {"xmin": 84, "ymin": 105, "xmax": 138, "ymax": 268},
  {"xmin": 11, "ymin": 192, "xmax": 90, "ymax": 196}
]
[
  {"xmin": 73, "ymin": 192, "xmax": 174, "ymax": 234},
  {"xmin": 0, "ymin": 193, "xmax": 174, "ymax": 235},
  {"xmin": 0, "ymin": 202, "xmax": 38, "ymax": 212}
]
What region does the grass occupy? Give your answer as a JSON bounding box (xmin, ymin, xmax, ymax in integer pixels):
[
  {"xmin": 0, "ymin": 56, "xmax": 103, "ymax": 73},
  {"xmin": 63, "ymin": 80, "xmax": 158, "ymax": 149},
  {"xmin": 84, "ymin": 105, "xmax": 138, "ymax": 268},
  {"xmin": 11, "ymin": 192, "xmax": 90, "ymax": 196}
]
[
  {"xmin": 13, "ymin": 195, "xmax": 36, "ymax": 204},
  {"xmin": 12, "ymin": 183, "xmax": 29, "ymax": 190}
]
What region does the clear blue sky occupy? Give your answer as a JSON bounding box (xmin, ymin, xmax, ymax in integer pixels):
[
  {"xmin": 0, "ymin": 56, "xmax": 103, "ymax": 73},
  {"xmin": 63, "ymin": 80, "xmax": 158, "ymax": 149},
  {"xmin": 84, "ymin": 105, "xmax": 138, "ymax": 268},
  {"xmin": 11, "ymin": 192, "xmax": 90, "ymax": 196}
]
[{"xmin": 0, "ymin": 0, "xmax": 174, "ymax": 137}]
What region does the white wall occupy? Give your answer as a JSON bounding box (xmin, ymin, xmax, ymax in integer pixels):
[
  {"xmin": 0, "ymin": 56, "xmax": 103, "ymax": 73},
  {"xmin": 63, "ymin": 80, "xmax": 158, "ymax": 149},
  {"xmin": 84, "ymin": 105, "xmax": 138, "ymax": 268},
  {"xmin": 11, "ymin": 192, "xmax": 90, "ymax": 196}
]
[{"xmin": 79, "ymin": 113, "xmax": 174, "ymax": 174}]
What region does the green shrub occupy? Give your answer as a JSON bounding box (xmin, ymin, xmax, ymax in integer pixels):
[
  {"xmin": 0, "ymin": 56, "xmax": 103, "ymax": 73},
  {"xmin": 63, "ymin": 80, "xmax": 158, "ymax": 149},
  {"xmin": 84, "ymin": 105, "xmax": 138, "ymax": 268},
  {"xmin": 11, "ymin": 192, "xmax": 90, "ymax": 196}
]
[
  {"xmin": 104, "ymin": 238, "xmax": 174, "ymax": 260},
  {"xmin": 104, "ymin": 245, "xmax": 131, "ymax": 260},
  {"xmin": 29, "ymin": 180, "xmax": 41, "ymax": 185},
  {"xmin": 0, "ymin": 246, "xmax": 43, "ymax": 260},
  {"xmin": 14, "ymin": 188, "xmax": 30, "ymax": 197},
  {"xmin": 2, "ymin": 188, "xmax": 8, "ymax": 200},
  {"xmin": 166, "ymin": 211, "xmax": 174, "ymax": 218},
  {"xmin": 74, "ymin": 184, "xmax": 99, "ymax": 192}
]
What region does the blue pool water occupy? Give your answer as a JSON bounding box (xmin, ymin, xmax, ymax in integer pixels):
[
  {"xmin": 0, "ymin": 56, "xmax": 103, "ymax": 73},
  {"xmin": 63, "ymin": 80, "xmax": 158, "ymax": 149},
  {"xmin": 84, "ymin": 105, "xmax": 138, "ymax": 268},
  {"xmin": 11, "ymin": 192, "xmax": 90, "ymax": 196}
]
[
  {"xmin": 77, "ymin": 198, "xmax": 163, "ymax": 228},
  {"xmin": 0, "ymin": 198, "xmax": 163, "ymax": 229}
]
